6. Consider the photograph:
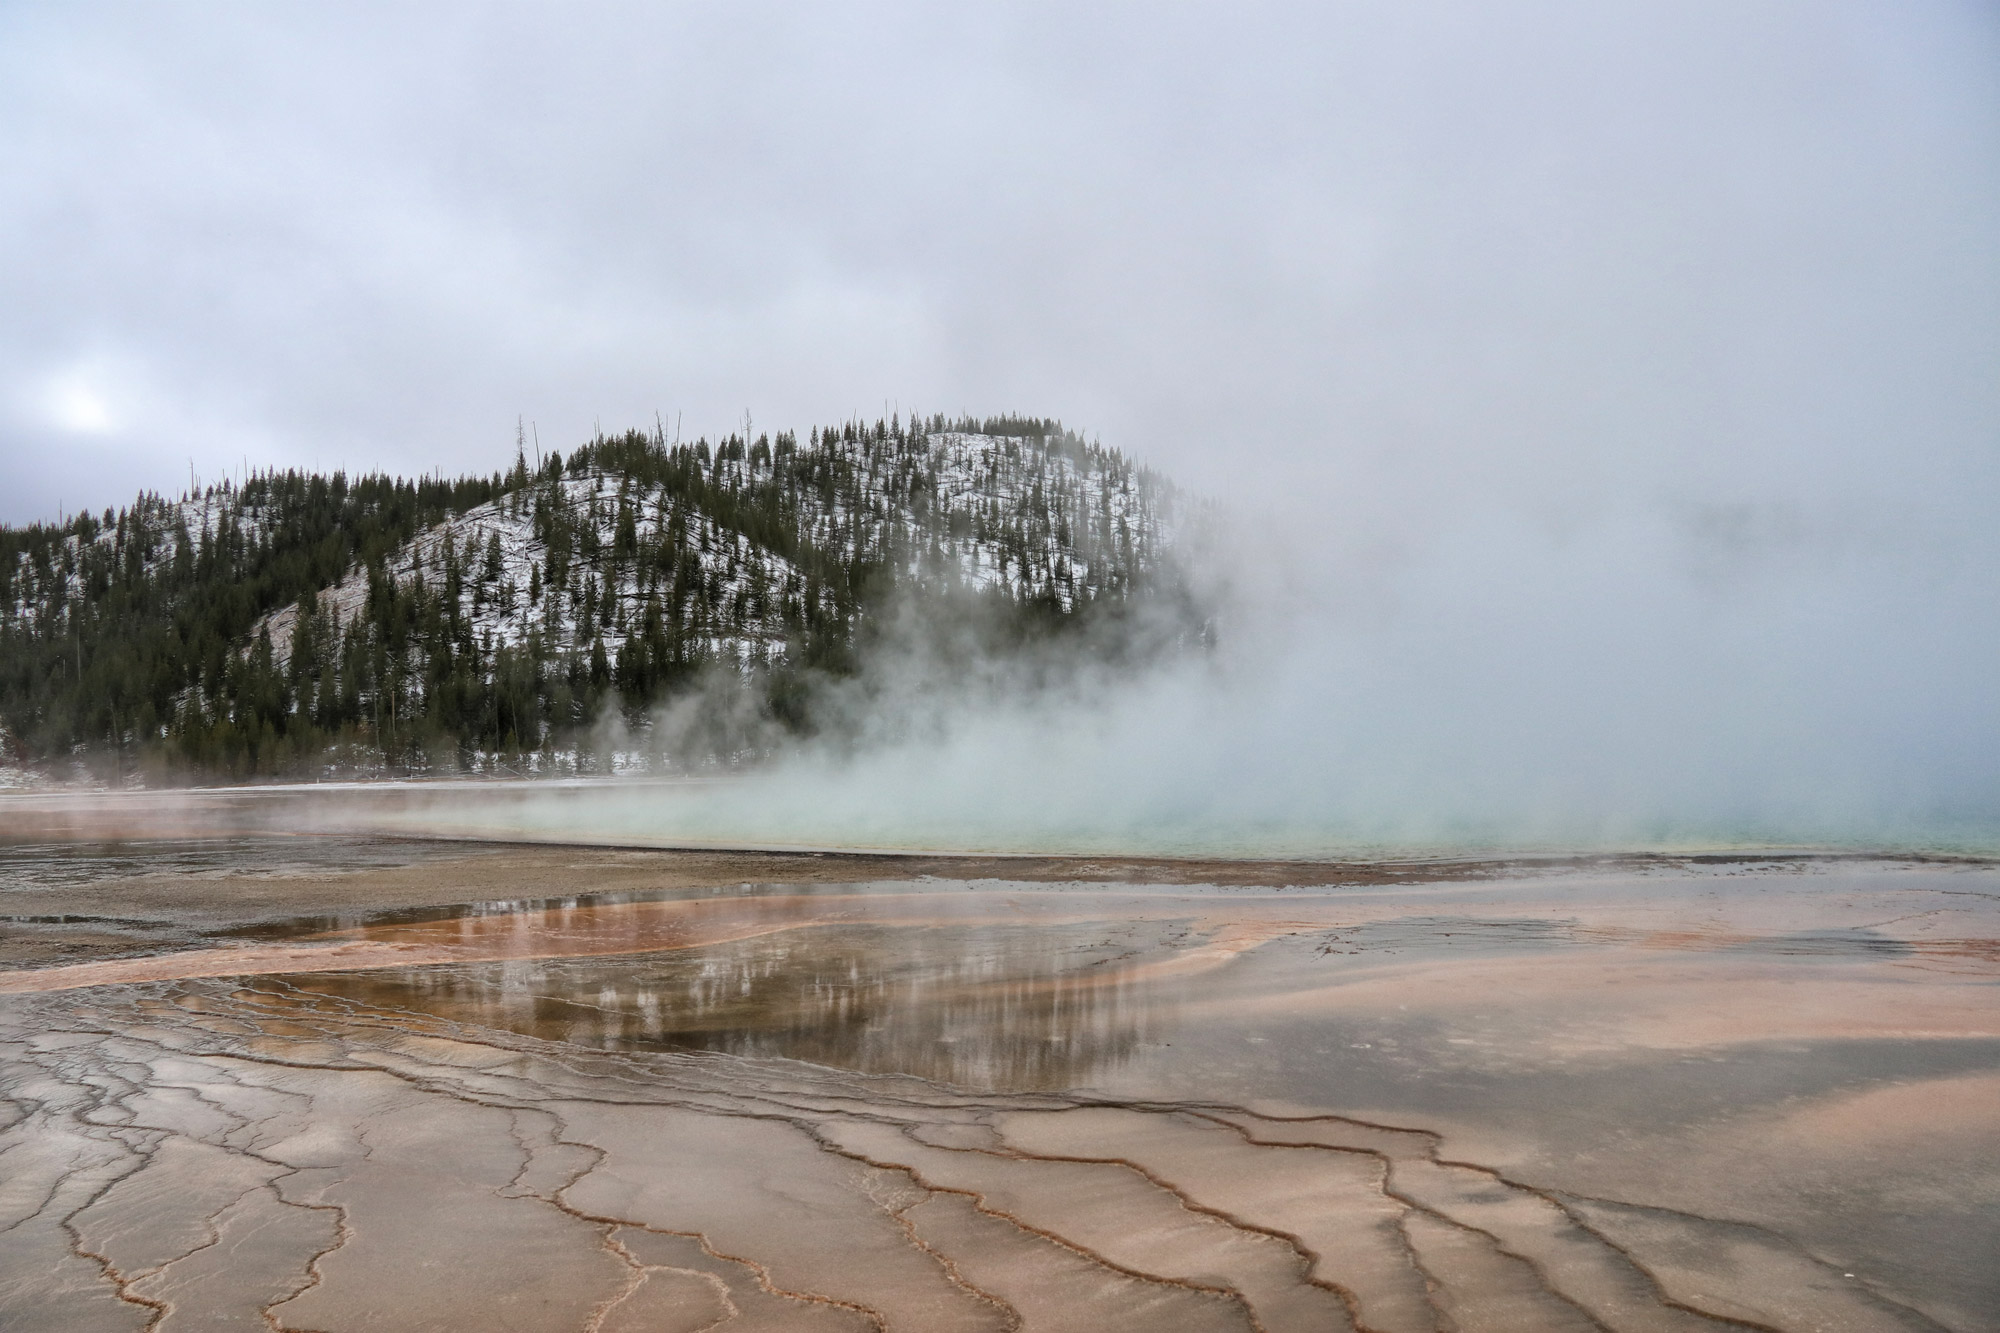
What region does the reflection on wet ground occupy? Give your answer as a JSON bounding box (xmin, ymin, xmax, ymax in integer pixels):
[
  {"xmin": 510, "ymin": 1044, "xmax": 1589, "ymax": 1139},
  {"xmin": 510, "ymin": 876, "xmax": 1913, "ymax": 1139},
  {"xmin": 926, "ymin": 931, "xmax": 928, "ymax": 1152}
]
[
  {"xmin": 299, "ymin": 920, "xmax": 1182, "ymax": 1090},
  {"xmin": 1, "ymin": 852, "xmax": 1998, "ymax": 1331}
]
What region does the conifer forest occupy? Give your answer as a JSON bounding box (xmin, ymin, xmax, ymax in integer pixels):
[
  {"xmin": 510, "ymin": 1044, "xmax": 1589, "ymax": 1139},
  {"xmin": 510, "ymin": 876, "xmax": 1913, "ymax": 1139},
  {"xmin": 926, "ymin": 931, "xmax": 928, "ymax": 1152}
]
[{"xmin": 0, "ymin": 416, "xmax": 1194, "ymax": 779}]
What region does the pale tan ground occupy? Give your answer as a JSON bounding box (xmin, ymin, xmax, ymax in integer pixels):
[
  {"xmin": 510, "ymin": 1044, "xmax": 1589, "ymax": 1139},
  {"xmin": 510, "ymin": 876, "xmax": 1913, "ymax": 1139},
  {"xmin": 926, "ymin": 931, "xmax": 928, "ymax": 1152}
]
[{"xmin": 1, "ymin": 837, "xmax": 1996, "ymax": 1332}]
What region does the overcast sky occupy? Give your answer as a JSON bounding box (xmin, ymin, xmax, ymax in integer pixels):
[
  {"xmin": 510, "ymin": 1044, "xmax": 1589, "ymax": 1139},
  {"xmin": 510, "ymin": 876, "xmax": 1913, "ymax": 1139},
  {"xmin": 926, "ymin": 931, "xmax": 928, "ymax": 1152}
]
[{"xmin": 3, "ymin": 1, "xmax": 1994, "ymax": 528}]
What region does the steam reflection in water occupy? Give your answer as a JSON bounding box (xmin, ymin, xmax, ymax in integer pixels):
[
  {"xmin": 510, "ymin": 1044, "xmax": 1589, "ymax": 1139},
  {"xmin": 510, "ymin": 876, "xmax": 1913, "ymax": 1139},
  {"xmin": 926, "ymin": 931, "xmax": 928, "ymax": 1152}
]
[{"xmin": 293, "ymin": 919, "xmax": 1187, "ymax": 1089}]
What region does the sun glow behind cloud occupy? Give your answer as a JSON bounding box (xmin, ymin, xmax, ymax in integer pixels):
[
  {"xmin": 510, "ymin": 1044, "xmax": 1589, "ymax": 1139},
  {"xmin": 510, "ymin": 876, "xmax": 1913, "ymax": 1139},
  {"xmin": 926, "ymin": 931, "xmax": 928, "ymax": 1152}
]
[{"xmin": 41, "ymin": 366, "xmax": 117, "ymax": 436}]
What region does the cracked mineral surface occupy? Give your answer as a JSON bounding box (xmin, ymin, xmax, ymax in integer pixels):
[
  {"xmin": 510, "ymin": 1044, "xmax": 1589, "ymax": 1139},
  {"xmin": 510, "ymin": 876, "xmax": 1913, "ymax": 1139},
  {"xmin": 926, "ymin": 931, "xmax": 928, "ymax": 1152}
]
[{"xmin": 1, "ymin": 839, "xmax": 1996, "ymax": 1331}]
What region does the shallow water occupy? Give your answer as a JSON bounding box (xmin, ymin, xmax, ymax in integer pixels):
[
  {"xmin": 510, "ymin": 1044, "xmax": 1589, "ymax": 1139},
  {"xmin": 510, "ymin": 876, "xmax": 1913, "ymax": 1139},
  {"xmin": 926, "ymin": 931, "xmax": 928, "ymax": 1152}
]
[
  {"xmin": 0, "ymin": 835, "xmax": 463, "ymax": 899},
  {"xmin": 2, "ymin": 850, "xmax": 1996, "ymax": 1331},
  {"xmin": 10, "ymin": 779, "xmax": 2000, "ymax": 860}
]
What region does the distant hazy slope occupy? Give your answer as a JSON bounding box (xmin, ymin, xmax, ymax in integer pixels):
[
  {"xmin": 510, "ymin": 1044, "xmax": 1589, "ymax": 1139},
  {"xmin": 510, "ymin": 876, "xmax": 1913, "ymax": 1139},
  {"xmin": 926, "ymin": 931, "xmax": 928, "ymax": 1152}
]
[{"xmin": 0, "ymin": 415, "xmax": 1189, "ymax": 776}]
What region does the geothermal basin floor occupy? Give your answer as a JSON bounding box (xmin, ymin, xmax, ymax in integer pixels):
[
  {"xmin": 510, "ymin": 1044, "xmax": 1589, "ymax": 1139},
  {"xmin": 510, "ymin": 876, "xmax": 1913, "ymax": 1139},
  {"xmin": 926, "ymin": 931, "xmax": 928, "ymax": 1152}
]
[{"xmin": 0, "ymin": 839, "xmax": 1995, "ymax": 1332}]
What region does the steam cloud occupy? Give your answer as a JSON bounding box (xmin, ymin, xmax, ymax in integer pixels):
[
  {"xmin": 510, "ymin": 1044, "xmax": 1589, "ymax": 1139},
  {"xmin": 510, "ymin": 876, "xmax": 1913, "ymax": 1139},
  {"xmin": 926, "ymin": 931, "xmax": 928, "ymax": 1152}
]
[{"xmin": 6, "ymin": 3, "xmax": 1998, "ymax": 851}]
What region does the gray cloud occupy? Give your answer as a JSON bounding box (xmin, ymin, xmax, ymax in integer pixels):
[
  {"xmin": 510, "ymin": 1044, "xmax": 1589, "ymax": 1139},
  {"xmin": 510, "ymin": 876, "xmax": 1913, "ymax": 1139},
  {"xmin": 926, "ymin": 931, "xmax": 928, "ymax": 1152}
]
[{"xmin": 4, "ymin": 1, "xmax": 1998, "ymax": 842}]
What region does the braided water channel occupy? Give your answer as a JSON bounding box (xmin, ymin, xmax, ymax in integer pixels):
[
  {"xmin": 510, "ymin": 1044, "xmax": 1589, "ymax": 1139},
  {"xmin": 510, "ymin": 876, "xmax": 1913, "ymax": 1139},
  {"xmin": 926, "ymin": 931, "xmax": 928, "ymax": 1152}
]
[{"xmin": 2, "ymin": 847, "xmax": 1997, "ymax": 1331}]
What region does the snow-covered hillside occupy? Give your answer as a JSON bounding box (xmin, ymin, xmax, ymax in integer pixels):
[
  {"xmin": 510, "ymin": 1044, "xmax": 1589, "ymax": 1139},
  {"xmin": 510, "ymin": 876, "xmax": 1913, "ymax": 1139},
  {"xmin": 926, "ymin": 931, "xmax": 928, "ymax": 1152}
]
[
  {"xmin": 254, "ymin": 425, "xmax": 1181, "ymax": 673},
  {"xmin": 0, "ymin": 415, "xmax": 1194, "ymax": 771}
]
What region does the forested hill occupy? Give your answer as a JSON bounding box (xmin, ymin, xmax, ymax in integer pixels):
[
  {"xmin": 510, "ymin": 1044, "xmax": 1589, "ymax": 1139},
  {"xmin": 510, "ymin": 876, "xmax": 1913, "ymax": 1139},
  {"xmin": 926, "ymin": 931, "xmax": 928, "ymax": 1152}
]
[{"xmin": 0, "ymin": 415, "xmax": 1193, "ymax": 780}]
